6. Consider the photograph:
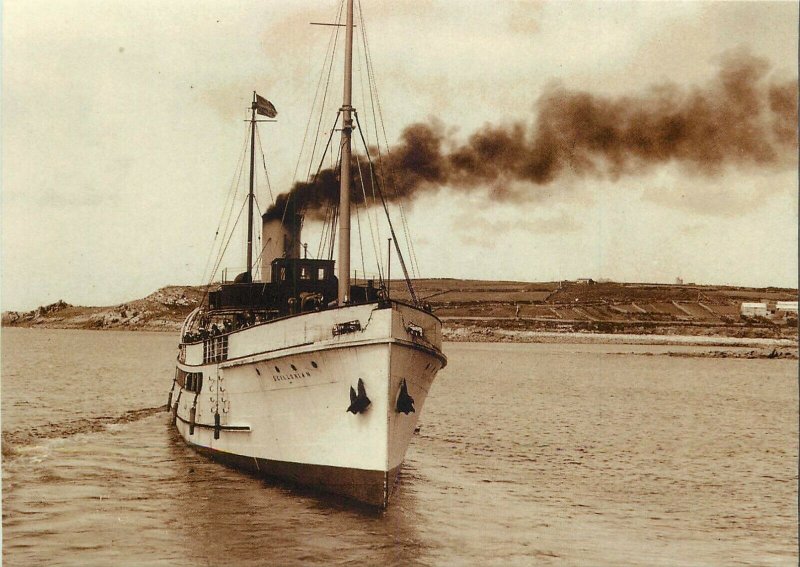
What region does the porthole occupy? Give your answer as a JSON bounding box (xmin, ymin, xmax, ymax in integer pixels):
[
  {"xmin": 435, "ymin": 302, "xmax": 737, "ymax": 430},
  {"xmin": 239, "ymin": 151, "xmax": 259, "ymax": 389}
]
[
  {"xmin": 290, "ymin": 364, "xmax": 297, "ymax": 371},
  {"xmin": 311, "ymin": 361, "xmax": 318, "ymax": 368},
  {"xmin": 275, "ymin": 366, "xmax": 280, "ymax": 373}
]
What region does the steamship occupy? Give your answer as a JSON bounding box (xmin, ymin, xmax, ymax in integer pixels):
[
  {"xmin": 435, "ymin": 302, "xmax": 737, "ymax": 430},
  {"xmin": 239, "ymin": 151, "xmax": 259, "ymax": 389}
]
[{"xmin": 167, "ymin": 0, "xmax": 446, "ymax": 508}]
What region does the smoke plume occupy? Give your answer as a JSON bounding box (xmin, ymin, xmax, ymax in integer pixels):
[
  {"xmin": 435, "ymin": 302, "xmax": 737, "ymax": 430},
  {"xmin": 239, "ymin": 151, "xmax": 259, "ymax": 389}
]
[{"xmin": 264, "ymin": 51, "xmax": 797, "ymax": 221}]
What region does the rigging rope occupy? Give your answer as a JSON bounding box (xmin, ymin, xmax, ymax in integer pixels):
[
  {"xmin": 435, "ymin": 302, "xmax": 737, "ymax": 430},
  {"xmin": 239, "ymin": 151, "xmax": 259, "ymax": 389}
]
[
  {"xmin": 328, "ymin": 203, "xmax": 338, "ymax": 261},
  {"xmin": 284, "ymin": 0, "xmax": 345, "ymax": 226},
  {"xmin": 299, "ymin": 112, "xmax": 341, "ymax": 258},
  {"xmin": 200, "ymin": 121, "xmax": 251, "ymax": 286},
  {"xmin": 211, "ymin": 122, "xmax": 252, "ymax": 281},
  {"xmin": 252, "ymin": 197, "xmax": 264, "ymax": 279},
  {"xmin": 327, "ymin": 148, "xmax": 343, "ymax": 261},
  {"xmin": 358, "ymin": 2, "xmax": 421, "ymax": 278},
  {"xmin": 255, "ymin": 126, "xmax": 274, "ymax": 205},
  {"xmin": 208, "ymin": 198, "xmax": 248, "ymax": 285},
  {"xmin": 353, "ymin": 112, "xmax": 418, "ymax": 304},
  {"xmin": 354, "ymin": 145, "xmax": 384, "ymax": 284},
  {"xmin": 353, "ymin": 155, "xmax": 371, "ymax": 283},
  {"xmin": 354, "ymin": 199, "xmax": 367, "ymax": 283}
]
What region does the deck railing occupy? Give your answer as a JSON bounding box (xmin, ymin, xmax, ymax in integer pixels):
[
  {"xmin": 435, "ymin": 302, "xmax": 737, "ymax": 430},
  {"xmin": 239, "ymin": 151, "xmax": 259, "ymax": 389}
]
[{"xmin": 203, "ymin": 335, "xmax": 229, "ymax": 363}]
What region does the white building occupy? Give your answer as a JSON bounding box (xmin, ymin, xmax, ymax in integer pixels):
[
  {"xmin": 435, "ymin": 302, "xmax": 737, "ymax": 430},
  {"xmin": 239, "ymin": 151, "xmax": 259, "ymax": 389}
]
[
  {"xmin": 741, "ymin": 302, "xmax": 768, "ymax": 317},
  {"xmin": 775, "ymin": 301, "xmax": 798, "ymax": 314}
]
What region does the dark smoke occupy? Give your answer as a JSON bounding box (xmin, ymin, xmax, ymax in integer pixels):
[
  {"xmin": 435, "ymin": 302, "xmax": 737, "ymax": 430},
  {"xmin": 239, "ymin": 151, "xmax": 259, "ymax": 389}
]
[{"xmin": 264, "ymin": 51, "xmax": 797, "ymax": 221}]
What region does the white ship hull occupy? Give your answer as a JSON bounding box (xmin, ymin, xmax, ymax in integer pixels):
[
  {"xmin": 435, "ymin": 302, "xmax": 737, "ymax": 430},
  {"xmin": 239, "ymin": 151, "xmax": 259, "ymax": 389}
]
[{"xmin": 169, "ymin": 301, "xmax": 446, "ymax": 507}]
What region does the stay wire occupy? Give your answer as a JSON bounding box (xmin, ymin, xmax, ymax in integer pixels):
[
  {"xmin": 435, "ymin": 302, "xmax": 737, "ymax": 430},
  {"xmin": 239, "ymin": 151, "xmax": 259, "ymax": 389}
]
[
  {"xmin": 354, "ymin": 112, "xmax": 418, "ymax": 304},
  {"xmin": 353, "ymin": 4, "xmax": 384, "ymax": 283},
  {"xmin": 352, "ymin": 153, "xmax": 371, "ymax": 283},
  {"xmin": 284, "ymin": 0, "xmax": 345, "ymax": 226},
  {"xmin": 327, "ymin": 144, "xmax": 344, "ymax": 261},
  {"xmin": 251, "ymin": 197, "xmax": 266, "ymax": 279},
  {"xmin": 296, "ymin": 111, "xmax": 340, "ymax": 255},
  {"xmin": 200, "ymin": 121, "xmax": 251, "ymax": 287},
  {"xmin": 354, "ymin": 143, "xmax": 384, "ymax": 284},
  {"xmin": 291, "ymin": 0, "xmax": 343, "ymax": 186},
  {"xmin": 312, "ymin": 111, "xmax": 342, "ymax": 257},
  {"xmin": 255, "ymin": 125, "xmax": 274, "ymax": 205},
  {"xmin": 354, "ymin": 200, "xmax": 366, "ymax": 282},
  {"xmin": 209, "ymin": 198, "xmax": 248, "ymax": 286},
  {"xmin": 359, "ymin": 6, "xmax": 421, "ymax": 278},
  {"xmin": 211, "ymin": 122, "xmax": 251, "ymax": 280},
  {"xmin": 357, "ymin": 2, "xmax": 386, "ymax": 272}
]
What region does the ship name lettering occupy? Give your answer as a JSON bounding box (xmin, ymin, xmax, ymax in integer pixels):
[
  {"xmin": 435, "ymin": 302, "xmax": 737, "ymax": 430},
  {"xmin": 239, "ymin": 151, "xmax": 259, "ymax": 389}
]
[{"xmin": 272, "ymin": 371, "xmax": 311, "ymax": 382}]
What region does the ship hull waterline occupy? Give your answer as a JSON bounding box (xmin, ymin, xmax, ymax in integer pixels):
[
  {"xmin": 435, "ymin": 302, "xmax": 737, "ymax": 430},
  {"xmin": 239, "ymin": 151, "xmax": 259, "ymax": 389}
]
[{"xmin": 185, "ymin": 441, "xmax": 403, "ymax": 508}]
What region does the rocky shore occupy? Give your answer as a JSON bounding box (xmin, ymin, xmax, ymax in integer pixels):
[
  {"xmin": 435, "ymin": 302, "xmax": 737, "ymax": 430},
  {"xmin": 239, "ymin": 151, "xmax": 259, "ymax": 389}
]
[{"xmin": 1, "ymin": 286, "xmax": 206, "ymax": 332}]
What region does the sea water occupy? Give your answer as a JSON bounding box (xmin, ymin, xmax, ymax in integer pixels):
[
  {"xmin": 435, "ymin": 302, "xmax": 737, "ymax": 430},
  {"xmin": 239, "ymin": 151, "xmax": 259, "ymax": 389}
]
[{"xmin": 2, "ymin": 328, "xmax": 797, "ymax": 566}]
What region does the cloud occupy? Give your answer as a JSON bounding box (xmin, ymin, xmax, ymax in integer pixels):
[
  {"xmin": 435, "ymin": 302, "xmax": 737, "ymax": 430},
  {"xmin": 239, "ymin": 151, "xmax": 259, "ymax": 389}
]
[{"xmin": 451, "ymin": 210, "xmax": 581, "ymax": 248}]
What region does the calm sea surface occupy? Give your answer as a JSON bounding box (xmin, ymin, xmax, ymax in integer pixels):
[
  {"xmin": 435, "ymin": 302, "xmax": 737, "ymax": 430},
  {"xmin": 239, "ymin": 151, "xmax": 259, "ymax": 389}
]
[{"xmin": 2, "ymin": 328, "xmax": 797, "ymax": 566}]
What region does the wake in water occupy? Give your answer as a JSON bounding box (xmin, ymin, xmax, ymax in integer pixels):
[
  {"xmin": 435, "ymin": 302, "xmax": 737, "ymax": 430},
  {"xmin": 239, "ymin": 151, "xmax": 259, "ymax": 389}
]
[{"xmin": 1, "ymin": 406, "xmax": 165, "ymax": 458}]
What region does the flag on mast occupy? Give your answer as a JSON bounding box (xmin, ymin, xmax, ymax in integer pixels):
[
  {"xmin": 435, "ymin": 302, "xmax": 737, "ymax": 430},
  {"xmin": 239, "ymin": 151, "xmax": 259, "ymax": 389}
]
[{"xmin": 254, "ymin": 94, "xmax": 277, "ymax": 118}]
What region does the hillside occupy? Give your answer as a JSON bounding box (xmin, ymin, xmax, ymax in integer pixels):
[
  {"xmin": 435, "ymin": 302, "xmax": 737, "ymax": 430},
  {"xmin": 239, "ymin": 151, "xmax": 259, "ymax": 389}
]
[
  {"xmin": 2, "ymin": 286, "xmax": 209, "ymax": 332},
  {"xmin": 2, "ymin": 279, "xmax": 797, "ymax": 341}
]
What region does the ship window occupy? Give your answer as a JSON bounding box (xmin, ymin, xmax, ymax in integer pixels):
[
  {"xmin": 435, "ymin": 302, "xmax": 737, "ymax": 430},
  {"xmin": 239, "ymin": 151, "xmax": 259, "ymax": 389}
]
[
  {"xmin": 317, "ymin": 268, "xmax": 326, "ymax": 280},
  {"xmin": 280, "ymin": 267, "xmax": 287, "ymax": 281},
  {"xmin": 300, "ymin": 266, "xmax": 311, "ymax": 280},
  {"xmin": 311, "ymin": 361, "xmax": 318, "ymax": 368},
  {"xmin": 290, "ymin": 364, "xmax": 297, "ymax": 371},
  {"xmin": 275, "ymin": 366, "xmax": 280, "ymax": 373},
  {"xmin": 180, "ymin": 372, "xmax": 203, "ymax": 393}
]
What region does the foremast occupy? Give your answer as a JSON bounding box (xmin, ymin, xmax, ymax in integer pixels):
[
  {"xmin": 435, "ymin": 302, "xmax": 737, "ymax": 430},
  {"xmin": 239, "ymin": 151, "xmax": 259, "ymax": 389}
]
[
  {"xmin": 246, "ymin": 91, "xmax": 258, "ymax": 281},
  {"xmin": 337, "ymin": 0, "xmax": 355, "ymax": 305}
]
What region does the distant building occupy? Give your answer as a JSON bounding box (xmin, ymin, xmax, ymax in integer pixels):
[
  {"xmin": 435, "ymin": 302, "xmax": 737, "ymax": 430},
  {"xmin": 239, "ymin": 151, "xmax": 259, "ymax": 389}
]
[
  {"xmin": 775, "ymin": 301, "xmax": 798, "ymax": 314},
  {"xmin": 759, "ymin": 299, "xmax": 777, "ymax": 315},
  {"xmin": 575, "ymin": 278, "xmax": 595, "ymax": 285},
  {"xmin": 675, "ymin": 277, "xmax": 683, "ymax": 285},
  {"xmin": 741, "ymin": 302, "xmax": 768, "ymax": 317}
]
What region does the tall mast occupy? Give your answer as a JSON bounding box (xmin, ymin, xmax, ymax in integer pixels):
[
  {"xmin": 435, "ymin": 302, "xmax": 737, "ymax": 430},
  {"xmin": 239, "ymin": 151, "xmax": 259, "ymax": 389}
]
[
  {"xmin": 246, "ymin": 91, "xmax": 257, "ymax": 281},
  {"xmin": 337, "ymin": 0, "xmax": 354, "ymax": 304}
]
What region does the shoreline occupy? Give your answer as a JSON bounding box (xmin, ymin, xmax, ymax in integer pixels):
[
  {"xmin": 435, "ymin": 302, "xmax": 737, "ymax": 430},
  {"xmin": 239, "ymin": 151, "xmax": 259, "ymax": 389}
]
[
  {"xmin": 5, "ymin": 321, "xmax": 797, "ymax": 350},
  {"xmin": 442, "ymin": 327, "xmax": 798, "ymax": 347}
]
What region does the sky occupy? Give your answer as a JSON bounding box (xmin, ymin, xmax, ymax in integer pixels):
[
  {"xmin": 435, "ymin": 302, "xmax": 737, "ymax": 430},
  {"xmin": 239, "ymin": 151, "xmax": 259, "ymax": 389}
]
[{"xmin": 2, "ymin": 0, "xmax": 798, "ymax": 311}]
